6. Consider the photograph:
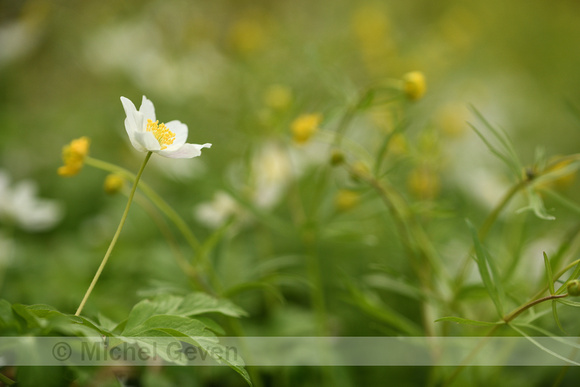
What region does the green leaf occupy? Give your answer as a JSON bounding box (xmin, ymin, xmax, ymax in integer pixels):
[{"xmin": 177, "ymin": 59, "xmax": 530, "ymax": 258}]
[
  {"xmin": 551, "ymin": 301, "xmax": 565, "ymax": 333},
  {"xmin": 11, "ymin": 304, "xmax": 43, "ymax": 329},
  {"xmin": 344, "ymin": 280, "xmax": 422, "ymax": 336},
  {"xmin": 123, "ymin": 314, "xmax": 210, "ymax": 337},
  {"xmin": 509, "ymin": 324, "xmax": 580, "ymax": 366},
  {"xmin": 122, "ymin": 315, "xmax": 251, "ymax": 386},
  {"xmin": 176, "ymin": 293, "xmax": 247, "ymax": 318},
  {"xmin": 0, "ymin": 299, "xmax": 17, "ymax": 329},
  {"xmin": 435, "ymin": 316, "xmax": 503, "ymax": 326},
  {"xmin": 516, "ymin": 189, "xmax": 555, "ymax": 220},
  {"xmin": 364, "ymin": 273, "xmax": 424, "ymax": 301},
  {"xmin": 123, "ymin": 295, "xmax": 183, "ymax": 334},
  {"xmin": 544, "ymin": 252, "xmax": 555, "ymax": 295},
  {"xmin": 556, "ymin": 298, "xmax": 580, "ymax": 307},
  {"xmin": 467, "ymin": 220, "xmax": 505, "ymax": 317},
  {"xmin": 469, "ymin": 106, "xmax": 522, "ymax": 177},
  {"xmin": 24, "ymin": 305, "xmax": 108, "ymax": 337}
]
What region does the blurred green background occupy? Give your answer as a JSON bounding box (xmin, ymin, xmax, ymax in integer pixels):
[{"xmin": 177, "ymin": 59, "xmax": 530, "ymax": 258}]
[{"xmin": 2, "ymin": 0, "xmax": 580, "ymax": 385}]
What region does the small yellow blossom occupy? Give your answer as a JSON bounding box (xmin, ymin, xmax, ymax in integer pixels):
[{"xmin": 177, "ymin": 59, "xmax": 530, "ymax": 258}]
[
  {"xmin": 229, "ymin": 12, "xmax": 270, "ymax": 55},
  {"xmin": 264, "ymin": 84, "xmax": 292, "ymax": 111},
  {"xmin": 407, "ymin": 167, "xmax": 440, "ymax": 199},
  {"xmin": 291, "ymin": 113, "xmax": 322, "ymax": 144},
  {"xmin": 402, "ymin": 71, "xmax": 426, "ymax": 101},
  {"xmin": 335, "ymin": 189, "xmax": 360, "ymax": 212},
  {"xmin": 103, "ymin": 174, "xmax": 125, "ymax": 195},
  {"xmin": 57, "ymin": 137, "xmax": 90, "ymax": 177}
]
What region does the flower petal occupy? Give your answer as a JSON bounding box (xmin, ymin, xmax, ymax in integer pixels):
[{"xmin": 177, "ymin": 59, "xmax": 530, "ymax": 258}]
[
  {"xmin": 124, "ymin": 117, "xmax": 146, "ymax": 152},
  {"xmin": 158, "ymin": 143, "xmax": 211, "ymax": 158},
  {"xmin": 135, "ymin": 131, "xmax": 161, "ymax": 151},
  {"xmin": 121, "ymin": 96, "xmax": 143, "ymax": 132},
  {"xmin": 163, "ymin": 120, "xmax": 188, "ymax": 151},
  {"xmin": 121, "ymin": 96, "xmax": 147, "ymax": 152},
  {"xmin": 139, "ymin": 96, "xmax": 156, "ymax": 122}
]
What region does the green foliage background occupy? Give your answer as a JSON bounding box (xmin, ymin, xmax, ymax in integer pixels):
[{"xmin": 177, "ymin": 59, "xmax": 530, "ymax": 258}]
[{"xmin": 2, "ymin": 0, "xmax": 580, "ymax": 385}]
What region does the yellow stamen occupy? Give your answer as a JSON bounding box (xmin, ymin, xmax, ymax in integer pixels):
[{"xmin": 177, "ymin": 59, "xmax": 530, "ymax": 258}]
[{"xmin": 146, "ymin": 119, "xmax": 175, "ymax": 150}]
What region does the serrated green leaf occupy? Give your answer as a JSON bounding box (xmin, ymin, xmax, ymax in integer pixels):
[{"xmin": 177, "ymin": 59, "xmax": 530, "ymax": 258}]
[
  {"xmin": 24, "ymin": 306, "xmax": 107, "ymax": 337},
  {"xmin": 123, "ymin": 295, "xmax": 183, "ymax": 334},
  {"xmin": 122, "ymin": 314, "xmax": 251, "ymax": 385},
  {"xmin": 11, "ymin": 304, "xmax": 42, "ymax": 329},
  {"xmin": 467, "ymin": 220, "xmax": 504, "ymax": 317},
  {"xmin": 434, "ymin": 316, "xmax": 503, "ymax": 326},
  {"xmin": 176, "ymin": 293, "xmax": 247, "ymax": 318},
  {"xmin": 123, "ymin": 314, "xmax": 211, "ymax": 337}
]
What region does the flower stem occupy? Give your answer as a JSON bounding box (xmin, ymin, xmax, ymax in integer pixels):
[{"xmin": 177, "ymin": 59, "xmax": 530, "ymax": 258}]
[
  {"xmin": 443, "ymin": 292, "xmax": 569, "ymax": 385},
  {"xmin": 75, "ymin": 152, "xmax": 152, "ymax": 316},
  {"xmin": 85, "ymin": 157, "xmax": 202, "ymax": 253}
]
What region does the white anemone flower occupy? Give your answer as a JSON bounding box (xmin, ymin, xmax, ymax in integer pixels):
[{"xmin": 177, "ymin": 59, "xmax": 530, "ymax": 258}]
[
  {"xmin": 120, "ymin": 95, "xmax": 211, "ymax": 158},
  {"xmin": 0, "ymin": 171, "xmax": 62, "ymax": 232}
]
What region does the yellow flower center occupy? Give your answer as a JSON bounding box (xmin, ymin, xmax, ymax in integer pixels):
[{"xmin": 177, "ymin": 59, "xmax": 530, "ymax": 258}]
[{"xmin": 146, "ymin": 119, "xmax": 175, "ymax": 150}]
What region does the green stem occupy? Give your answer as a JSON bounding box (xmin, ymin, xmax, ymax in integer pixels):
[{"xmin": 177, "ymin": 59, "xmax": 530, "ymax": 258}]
[
  {"xmin": 444, "ymin": 292, "xmax": 569, "ymax": 385},
  {"xmin": 86, "ymin": 157, "xmax": 201, "ymax": 250},
  {"xmin": 532, "ymin": 258, "xmax": 580, "ymax": 299},
  {"xmin": 85, "ymin": 157, "xmax": 207, "ymax": 260},
  {"xmin": 454, "ymin": 179, "xmax": 529, "ymax": 289},
  {"xmin": 132, "ymin": 192, "xmax": 213, "ymax": 294},
  {"xmin": 75, "ymin": 152, "xmax": 152, "ymax": 316},
  {"xmin": 502, "ymin": 294, "xmax": 568, "ymax": 323},
  {"xmin": 0, "ymin": 372, "xmax": 15, "ymax": 385}
]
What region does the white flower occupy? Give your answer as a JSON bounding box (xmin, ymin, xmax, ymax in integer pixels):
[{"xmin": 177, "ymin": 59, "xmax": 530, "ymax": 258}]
[
  {"xmin": 0, "ymin": 171, "xmax": 62, "ymax": 232},
  {"xmin": 120, "ymin": 95, "xmax": 211, "ymax": 158},
  {"xmin": 194, "ymin": 191, "xmax": 245, "ymax": 229}
]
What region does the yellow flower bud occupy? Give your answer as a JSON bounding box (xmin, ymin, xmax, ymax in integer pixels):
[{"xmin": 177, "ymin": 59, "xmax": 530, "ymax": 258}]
[
  {"xmin": 402, "ymin": 71, "xmax": 426, "ymax": 101},
  {"xmin": 291, "ymin": 113, "xmax": 322, "ymax": 144},
  {"xmin": 567, "ymin": 279, "xmax": 580, "ymax": 297},
  {"xmin": 57, "ymin": 137, "xmax": 90, "ymax": 177},
  {"xmin": 335, "ymin": 189, "xmax": 360, "ymax": 212},
  {"xmin": 350, "ymin": 161, "xmax": 370, "ymax": 182},
  {"xmin": 103, "ymin": 174, "xmax": 125, "ymax": 195},
  {"xmin": 407, "ymin": 167, "xmax": 440, "ymax": 199}
]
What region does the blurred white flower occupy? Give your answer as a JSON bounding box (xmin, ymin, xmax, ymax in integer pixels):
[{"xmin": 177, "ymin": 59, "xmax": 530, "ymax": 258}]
[
  {"xmin": 84, "ymin": 19, "xmax": 226, "ymax": 100},
  {"xmin": 121, "ymin": 96, "xmax": 211, "ymax": 158},
  {"xmin": 250, "ymin": 142, "xmax": 294, "ymax": 209},
  {"xmin": 0, "ymin": 171, "xmax": 62, "ymax": 232},
  {"xmin": 194, "ymin": 191, "xmax": 245, "ymax": 229}
]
